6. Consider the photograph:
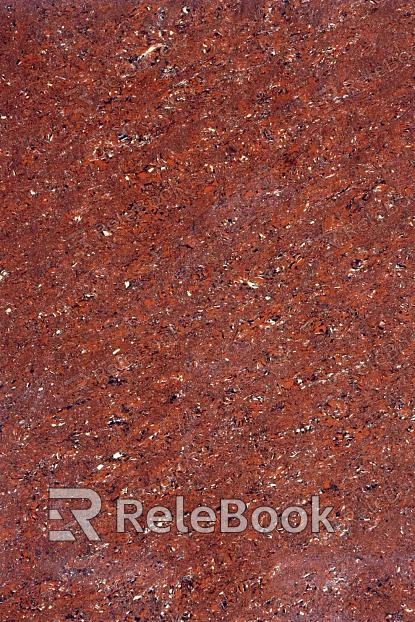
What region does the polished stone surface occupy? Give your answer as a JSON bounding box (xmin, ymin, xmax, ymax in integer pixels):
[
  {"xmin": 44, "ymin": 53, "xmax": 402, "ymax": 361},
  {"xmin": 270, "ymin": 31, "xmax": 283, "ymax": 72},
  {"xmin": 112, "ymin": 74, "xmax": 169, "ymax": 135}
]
[{"xmin": 1, "ymin": 1, "xmax": 414, "ymax": 620}]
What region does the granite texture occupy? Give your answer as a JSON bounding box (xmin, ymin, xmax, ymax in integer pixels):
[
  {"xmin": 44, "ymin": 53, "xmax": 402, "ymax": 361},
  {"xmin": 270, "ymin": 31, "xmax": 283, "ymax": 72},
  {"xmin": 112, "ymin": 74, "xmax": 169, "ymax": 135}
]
[{"xmin": 0, "ymin": 0, "xmax": 414, "ymax": 620}]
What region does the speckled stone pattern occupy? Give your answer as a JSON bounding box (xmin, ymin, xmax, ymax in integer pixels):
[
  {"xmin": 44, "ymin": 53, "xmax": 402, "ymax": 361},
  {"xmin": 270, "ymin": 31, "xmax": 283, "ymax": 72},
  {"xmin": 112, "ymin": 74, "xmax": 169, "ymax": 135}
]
[{"xmin": 0, "ymin": 0, "xmax": 414, "ymax": 620}]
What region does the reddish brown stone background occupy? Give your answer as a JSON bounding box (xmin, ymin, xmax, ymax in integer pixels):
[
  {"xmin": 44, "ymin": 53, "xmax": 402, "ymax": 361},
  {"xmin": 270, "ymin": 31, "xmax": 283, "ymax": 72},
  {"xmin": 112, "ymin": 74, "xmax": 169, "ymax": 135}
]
[{"xmin": 0, "ymin": 0, "xmax": 414, "ymax": 620}]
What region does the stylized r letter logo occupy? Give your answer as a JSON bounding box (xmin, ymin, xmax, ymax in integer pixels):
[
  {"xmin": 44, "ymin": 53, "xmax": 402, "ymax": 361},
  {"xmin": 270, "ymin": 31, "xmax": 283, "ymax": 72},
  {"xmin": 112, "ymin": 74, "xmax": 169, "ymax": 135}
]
[{"xmin": 48, "ymin": 488, "xmax": 101, "ymax": 541}]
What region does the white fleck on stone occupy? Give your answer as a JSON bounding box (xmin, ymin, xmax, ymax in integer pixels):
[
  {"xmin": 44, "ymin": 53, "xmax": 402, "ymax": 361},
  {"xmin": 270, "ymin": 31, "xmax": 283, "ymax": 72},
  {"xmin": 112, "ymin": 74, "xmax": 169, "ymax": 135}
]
[
  {"xmin": 124, "ymin": 281, "xmax": 130, "ymax": 288},
  {"xmin": 112, "ymin": 348, "xmax": 121, "ymax": 355},
  {"xmin": 113, "ymin": 451, "xmax": 123, "ymax": 460},
  {"xmin": 102, "ymin": 230, "xmax": 112, "ymax": 237},
  {"xmin": 97, "ymin": 464, "xmax": 104, "ymax": 471}
]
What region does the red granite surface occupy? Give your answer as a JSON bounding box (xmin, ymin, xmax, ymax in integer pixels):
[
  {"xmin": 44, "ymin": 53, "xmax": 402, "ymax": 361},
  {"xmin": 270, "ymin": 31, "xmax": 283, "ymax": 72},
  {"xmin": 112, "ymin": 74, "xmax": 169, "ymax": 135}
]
[{"xmin": 0, "ymin": 1, "xmax": 414, "ymax": 620}]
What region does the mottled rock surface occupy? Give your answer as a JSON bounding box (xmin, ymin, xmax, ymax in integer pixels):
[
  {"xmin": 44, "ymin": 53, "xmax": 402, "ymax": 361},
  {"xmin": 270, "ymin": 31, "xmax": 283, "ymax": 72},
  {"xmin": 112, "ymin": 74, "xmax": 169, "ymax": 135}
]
[{"xmin": 0, "ymin": 1, "xmax": 414, "ymax": 620}]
